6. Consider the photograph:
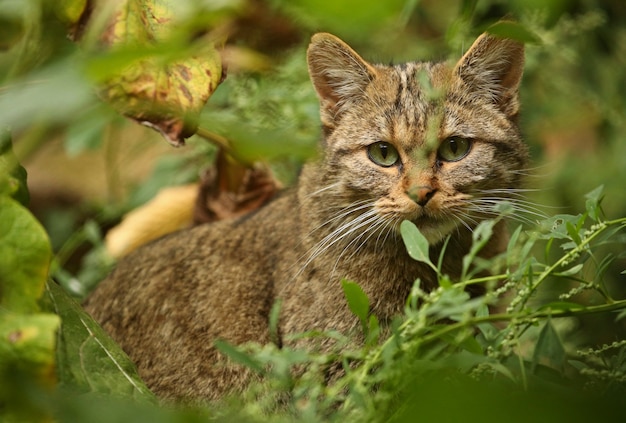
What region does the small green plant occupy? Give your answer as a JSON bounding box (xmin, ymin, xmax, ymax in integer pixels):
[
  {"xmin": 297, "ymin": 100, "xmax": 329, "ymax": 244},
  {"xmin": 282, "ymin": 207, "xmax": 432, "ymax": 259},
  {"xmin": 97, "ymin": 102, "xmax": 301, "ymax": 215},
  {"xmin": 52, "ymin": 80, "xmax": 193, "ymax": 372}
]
[{"xmin": 213, "ymin": 186, "xmax": 626, "ymax": 422}]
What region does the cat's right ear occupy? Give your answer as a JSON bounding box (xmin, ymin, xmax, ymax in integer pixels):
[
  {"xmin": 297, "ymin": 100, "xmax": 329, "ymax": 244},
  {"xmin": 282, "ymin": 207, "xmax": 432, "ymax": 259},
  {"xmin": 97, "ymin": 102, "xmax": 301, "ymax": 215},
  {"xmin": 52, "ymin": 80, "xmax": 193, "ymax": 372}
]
[{"xmin": 307, "ymin": 33, "xmax": 377, "ymax": 126}]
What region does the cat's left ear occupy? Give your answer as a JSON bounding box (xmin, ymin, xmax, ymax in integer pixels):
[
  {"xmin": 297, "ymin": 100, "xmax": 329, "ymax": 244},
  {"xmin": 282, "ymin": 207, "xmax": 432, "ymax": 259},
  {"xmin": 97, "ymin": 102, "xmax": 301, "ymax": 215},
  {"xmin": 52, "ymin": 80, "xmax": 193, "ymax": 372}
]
[
  {"xmin": 454, "ymin": 32, "xmax": 525, "ymax": 118},
  {"xmin": 307, "ymin": 33, "xmax": 377, "ymax": 125}
]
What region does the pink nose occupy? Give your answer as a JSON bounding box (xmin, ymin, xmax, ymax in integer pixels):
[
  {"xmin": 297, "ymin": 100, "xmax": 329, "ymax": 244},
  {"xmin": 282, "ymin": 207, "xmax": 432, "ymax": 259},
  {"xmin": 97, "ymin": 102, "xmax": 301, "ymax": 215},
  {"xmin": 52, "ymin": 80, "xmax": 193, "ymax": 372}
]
[{"xmin": 407, "ymin": 185, "xmax": 436, "ymax": 207}]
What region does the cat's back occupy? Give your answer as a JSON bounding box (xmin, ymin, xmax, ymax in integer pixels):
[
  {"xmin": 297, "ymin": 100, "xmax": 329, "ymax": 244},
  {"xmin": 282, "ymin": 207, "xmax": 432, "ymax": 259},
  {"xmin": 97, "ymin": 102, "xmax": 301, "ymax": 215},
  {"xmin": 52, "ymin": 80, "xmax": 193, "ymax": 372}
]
[{"xmin": 84, "ymin": 189, "xmax": 301, "ymax": 399}]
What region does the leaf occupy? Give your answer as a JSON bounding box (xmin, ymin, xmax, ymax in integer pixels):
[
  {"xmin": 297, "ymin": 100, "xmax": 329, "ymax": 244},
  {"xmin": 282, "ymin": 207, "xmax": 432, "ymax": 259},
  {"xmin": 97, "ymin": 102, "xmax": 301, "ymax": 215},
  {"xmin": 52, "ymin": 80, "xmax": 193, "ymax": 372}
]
[
  {"xmin": 0, "ymin": 312, "xmax": 60, "ymax": 382},
  {"xmin": 43, "ymin": 282, "xmax": 156, "ymax": 401},
  {"xmin": 400, "ymin": 220, "xmax": 435, "ymax": 270},
  {"xmin": 0, "ymin": 197, "xmax": 51, "ymax": 313},
  {"xmin": 0, "ymin": 175, "xmax": 57, "ymax": 421},
  {"xmin": 558, "ymin": 263, "xmax": 584, "ymax": 277},
  {"xmin": 537, "ymin": 301, "xmax": 585, "ymax": 312},
  {"xmin": 532, "ymin": 319, "xmax": 566, "ymax": 374},
  {"xmin": 341, "ymin": 280, "xmax": 370, "ymax": 331},
  {"xmin": 486, "ymin": 21, "xmax": 541, "ymax": 44},
  {"xmin": 565, "ymin": 220, "xmax": 582, "ymax": 245},
  {"xmin": 0, "ymin": 131, "xmax": 29, "ymax": 205},
  {"xmin": 584, "ymin": 185, "xmax": 604, "ymax": 222},
  {"xmin": 91, "ymin": 0, "xmax": 223, "ymax": 146},
  {"xmin": 193, "ymin": 149, "xmax": 279, "ymax": 224},
  {"xmin": 105, "ymin": 183, "xmax": 198, "ymax": 258},
  {"xmin": 214, "ymin": 340, "xmax": 264, "ymax": 374}
]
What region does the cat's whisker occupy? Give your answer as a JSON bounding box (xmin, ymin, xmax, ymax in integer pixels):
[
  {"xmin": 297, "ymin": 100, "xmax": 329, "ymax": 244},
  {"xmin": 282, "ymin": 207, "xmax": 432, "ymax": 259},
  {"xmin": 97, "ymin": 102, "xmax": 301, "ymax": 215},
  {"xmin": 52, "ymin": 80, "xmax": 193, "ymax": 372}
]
[
  {"xmin": 305, "ymin": 198, "xmax": 375, "ymax": 237},
  {"xmin": 296, "ymin": 206, "xmax": 380, "ymax": 277},
  {"xmin": 331, "ymin": 214, "xmax": 390, "ymax": 278},
  {"xmin": 304, "ymin": 182, "xmax": 343, "ymax": 199}
]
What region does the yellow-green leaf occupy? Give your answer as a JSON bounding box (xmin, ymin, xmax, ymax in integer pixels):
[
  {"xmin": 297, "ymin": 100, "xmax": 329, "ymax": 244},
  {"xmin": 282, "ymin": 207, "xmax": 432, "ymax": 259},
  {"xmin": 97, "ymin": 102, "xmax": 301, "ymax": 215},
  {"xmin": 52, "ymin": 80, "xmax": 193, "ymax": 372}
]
[
  {"xmin": 0, "ymin": 196, "xmax": 51, "ymax": 313},
  {"xmin": 92, "ymin": 0, "xmax": 223, "ymax": 146}
]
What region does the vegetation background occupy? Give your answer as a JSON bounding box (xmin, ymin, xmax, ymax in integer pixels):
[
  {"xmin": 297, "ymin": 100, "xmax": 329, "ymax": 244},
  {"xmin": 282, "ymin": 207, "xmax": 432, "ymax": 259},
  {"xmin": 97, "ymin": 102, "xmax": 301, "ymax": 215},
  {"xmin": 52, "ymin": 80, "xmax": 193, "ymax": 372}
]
[{"xmin": 1, "ymin": 0, "xmax": 625, "ymax": 421}]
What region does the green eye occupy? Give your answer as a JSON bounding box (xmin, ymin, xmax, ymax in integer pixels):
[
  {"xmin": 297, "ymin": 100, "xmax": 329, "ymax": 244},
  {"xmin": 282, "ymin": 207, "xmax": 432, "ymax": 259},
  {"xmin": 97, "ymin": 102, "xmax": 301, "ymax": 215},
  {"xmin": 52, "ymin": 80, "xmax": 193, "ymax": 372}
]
[
  {"xmin": 437, "ymin": 137, "xmax": 472, "ymax": 162},
  {"xmin": 367, "ymin": 142, "xmax": 400, "ymax": 167}
]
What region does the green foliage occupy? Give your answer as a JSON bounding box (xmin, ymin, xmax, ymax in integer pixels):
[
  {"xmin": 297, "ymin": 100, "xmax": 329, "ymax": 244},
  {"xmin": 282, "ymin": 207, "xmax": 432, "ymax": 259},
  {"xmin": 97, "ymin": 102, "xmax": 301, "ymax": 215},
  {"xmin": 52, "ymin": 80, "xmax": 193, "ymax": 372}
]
[
  {"xmin": 2, "ymin": 0, "xmax": 626, "ymax": 421},
  {"xmin": 43, "ymin": 281, "xmax": 155, "ymax": 401},
  {"xmin": 0, "ymin": 137, "xmax": 59, "ymax": 422},
  {"xmin": 212, "ymin": 189, "xmax": 626, "ymax": 422}
]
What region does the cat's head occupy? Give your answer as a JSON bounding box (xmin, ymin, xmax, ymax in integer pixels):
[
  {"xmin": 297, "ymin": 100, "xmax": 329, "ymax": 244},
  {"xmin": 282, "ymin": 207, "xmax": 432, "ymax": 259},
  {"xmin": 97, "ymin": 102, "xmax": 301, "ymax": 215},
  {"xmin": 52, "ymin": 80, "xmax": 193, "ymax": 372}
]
[{"xmin": 306, "ymin": 30, "xmax": 528, "ymax": 245}]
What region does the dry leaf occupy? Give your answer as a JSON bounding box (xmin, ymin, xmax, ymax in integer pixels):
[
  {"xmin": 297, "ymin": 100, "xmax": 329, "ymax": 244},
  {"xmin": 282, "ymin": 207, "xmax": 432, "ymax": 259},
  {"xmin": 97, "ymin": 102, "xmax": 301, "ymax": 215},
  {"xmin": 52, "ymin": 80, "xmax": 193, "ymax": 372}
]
[
  {"xmin": 105, "ymin": 183, "xmax": 198, "ymax": 258},
  {"xmin": 94, "ymin": 0, "xmax": 223, "ymax": 146},
  {"xmin": 194, "ymin": 150, "xmax": 279, "ymax": 224}
]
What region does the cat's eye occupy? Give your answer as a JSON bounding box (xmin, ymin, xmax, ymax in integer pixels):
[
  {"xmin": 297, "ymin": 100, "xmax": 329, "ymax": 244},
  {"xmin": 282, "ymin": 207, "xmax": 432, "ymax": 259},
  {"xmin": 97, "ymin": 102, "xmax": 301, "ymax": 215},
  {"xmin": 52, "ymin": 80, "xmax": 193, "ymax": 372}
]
[
  {"xmin": 437, "ymin": 137, "xmax": 472, "ymax": 162},
  {"xmin": 367, "ymin": 142, "xmax": 400, "ymax": 167}
]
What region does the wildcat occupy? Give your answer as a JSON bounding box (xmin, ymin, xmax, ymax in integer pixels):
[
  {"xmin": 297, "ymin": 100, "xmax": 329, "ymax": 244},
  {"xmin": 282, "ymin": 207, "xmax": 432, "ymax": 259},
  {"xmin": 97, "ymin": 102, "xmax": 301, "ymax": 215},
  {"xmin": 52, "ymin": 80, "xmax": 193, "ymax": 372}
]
[{"xmin": 84, "ymin": 30, "xmax": 527, "ymax": 401}]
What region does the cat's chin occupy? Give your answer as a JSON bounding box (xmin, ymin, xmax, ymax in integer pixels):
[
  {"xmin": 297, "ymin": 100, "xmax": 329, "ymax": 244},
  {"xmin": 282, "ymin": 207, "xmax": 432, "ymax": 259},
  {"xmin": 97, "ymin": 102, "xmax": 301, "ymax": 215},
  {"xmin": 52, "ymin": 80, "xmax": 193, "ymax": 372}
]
[{"xmin": 411, "ymin": 218, "xmax": 460, "ymax": 246}]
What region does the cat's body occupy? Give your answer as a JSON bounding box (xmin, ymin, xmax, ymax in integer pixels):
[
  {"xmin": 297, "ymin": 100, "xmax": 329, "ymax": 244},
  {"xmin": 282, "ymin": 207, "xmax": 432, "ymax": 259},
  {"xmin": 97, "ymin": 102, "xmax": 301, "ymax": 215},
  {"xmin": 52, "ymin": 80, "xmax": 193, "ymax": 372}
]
[{"xmin": 85, "ymin": 31, "xmax": 527, "ymax": 401}]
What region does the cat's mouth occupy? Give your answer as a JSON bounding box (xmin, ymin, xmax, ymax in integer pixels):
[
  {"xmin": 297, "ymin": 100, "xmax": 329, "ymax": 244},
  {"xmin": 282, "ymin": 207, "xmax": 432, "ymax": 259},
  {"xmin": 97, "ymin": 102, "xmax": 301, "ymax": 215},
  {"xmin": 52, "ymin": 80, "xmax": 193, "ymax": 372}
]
[{"xmin": 406, "ymin": 214, "xmax": 460, "ymax": 245}]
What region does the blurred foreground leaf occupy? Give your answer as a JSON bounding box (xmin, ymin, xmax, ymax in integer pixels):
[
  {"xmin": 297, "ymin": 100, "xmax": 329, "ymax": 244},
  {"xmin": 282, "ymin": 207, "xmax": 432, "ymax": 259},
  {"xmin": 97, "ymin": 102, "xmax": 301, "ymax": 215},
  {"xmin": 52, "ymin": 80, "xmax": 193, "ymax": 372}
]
[
  {"xmin": 44, "ymin": 281, "xmax": 156, "ymax": 401},
  {"xmin": 0, "ymin": 198, "xmax": 51, "ymax": 313},
  {"xmin": 91, "ymin": 0, "xmax": 223, "ymax": 146},
  {"xmin": 0, "ymin": 160, "xmax": 58, "ymax": 421}
]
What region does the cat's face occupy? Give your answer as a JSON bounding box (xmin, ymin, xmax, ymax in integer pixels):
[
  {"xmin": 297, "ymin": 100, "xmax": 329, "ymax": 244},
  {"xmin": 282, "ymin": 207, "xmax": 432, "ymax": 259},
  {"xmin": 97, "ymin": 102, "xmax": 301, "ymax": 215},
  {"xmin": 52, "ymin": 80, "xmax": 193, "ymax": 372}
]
[{"xmin": 307, "ymin": 32, "xmax": 528, "ymax": 245}]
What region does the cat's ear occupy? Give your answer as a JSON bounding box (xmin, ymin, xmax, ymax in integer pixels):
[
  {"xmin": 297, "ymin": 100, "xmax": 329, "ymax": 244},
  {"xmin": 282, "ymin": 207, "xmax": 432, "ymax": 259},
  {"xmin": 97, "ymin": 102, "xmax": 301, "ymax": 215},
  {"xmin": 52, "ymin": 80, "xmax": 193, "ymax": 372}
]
[
  {"xmin": 307, "ymin": 33, "xmax": 377, "ymax": 124},
  {"xmin": 454, "ymin": 32, "xmax": 524, "ymax": 118}
]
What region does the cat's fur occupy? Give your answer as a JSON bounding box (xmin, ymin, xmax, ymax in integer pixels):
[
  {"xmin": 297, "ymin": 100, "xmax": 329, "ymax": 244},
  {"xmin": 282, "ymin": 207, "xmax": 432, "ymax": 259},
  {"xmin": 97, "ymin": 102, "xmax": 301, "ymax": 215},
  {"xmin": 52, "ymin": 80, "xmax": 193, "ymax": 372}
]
[{"xmin": 84, "ymin": 31, "xmax": 527, "ymax": 401}]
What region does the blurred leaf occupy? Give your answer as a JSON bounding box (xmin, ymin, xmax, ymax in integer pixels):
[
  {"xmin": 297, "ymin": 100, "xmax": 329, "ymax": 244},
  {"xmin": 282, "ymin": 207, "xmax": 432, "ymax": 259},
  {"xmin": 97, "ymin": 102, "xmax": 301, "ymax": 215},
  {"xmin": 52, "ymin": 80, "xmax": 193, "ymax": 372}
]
[
  {"xmin": 194, "ymin": 149, "xmax": 279, "ymax": 224},
  {"xmin": 584, "ymin": 185, "xmax": 604, "ymax": 222},
  {"xmin": 341, "ymin": 280, "xmax": 370, "ymax": 332},
  {"xmin": 0, "ymin": 131, "xmax": 29, "ymax": 205},
  {"xmin": 537, "ymin": 301, "xmax": 585, "ymax": 312},
  {"xmin": 106, "ymin": 183, "xmax": 197, "ymax": 258},
  {"xmin": 0, "ymin": 197, "xmax": 51, "ymax": 313},
  {"xmin": 92, "ymin": 0, "xmax": 223, "ymax": 146},
  {"xmin": 54, "ymin": 0, "xmax": 88, "ymax": 28},
  {"xmin": 565, "ymin": 221, "xmax": 582, "ymax": 245},
  {"xmin": 559, "ymin": 263, "xmax": 584, "ymax": 277},
  {"xmin": 0, "ymin": 60, "xmax": 96, "ymax": 131},
  {"xmin": 0, "ymin": 171, "xmax": 57, "ymax": 421},
  {"xmin": 214, "ymin": 340, "xmax": 264, "ymax": 374},
  {"xmin": 0, "ymin": 313, "xmax": 60, "ymax": 381},
  {"xmin": 43, "ymin": 281, "xmax": 156, "ymax": 401},
  {"xmin": 486, "ymin": 20, "xmax": 541, "ymax": 44},
  {"xmin": 532, "ymin": 320, "xmax": 566, "ymax": 374}
]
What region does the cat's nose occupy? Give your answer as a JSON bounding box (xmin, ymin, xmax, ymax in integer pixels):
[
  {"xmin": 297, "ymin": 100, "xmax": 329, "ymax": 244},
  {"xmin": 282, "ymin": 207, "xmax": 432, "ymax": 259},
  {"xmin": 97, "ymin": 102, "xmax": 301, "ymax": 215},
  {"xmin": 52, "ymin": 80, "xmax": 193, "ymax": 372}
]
[{"xmin": 407, "ymin": 185, "xmax": 436, "ymax": 207}]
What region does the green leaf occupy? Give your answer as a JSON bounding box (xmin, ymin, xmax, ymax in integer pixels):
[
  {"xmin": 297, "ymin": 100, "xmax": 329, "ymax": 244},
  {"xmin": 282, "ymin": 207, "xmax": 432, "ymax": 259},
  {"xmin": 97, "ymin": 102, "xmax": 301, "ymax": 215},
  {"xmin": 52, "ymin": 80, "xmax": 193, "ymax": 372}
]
[
  {"xmin": 584, "ymin": 185, "xmax": 604, "ymax": 222},
  {"xmin": 486, "ymin": 21, "xmax": 541, "ymax": 44},
  {"xmin": 43, "ymin": 282, "xmax": 156, "ymax": 401},
  {"xmin": 366, "ymin": 315, "xmax": 380, "ymax": 346},
  {"xmin": 0, "ymin": 131, "xmax": 29, "ymax": 205},
  {"xmin": 400, "ymin": 220, "xmax": 435, "ymax": 270},
  {"xmin": 0, "ymin": 196, "xmax": 52, "ymax": 313},
  {"xmin": 537, "ymin": 301, "xmax": 585, "ymax": 312},
  {"xmin": 341, "ymin": 280, "xmax": 370, "ymax": 329},
  {"xmin": 532, "ymin": 320, "xmax": 566, "ymax": 374},
  {"xmin": 565, "ymin": 221, "xmax": 582, "ymax": 245},
  {"xmin": 0, "ymin": 311, "xmax": 60, "ymax": 379},
  {"xmin": 558, "ymin": 263, "xmax": 584, "ymax": 277},
  {"xmin": 214, "ymin": 340, "xmax": 264, "ymax": 374}
]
